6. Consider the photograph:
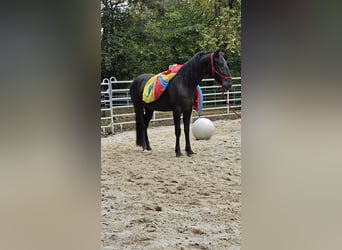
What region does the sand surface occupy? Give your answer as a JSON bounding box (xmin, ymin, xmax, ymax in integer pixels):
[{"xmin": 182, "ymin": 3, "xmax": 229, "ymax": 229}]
[{"xmin": 101, "ymin": 119, "xmax": 241, "ymax": 249}]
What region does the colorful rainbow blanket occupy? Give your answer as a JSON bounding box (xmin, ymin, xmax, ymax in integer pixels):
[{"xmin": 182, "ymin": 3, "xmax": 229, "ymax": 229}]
[{"xmin": 142, "ymin": 64, "xmax": 203, "ymax": 115}]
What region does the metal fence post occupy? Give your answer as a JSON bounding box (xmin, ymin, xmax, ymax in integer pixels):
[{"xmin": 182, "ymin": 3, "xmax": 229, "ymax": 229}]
[
  {"xmin": 108, "ymin": 77, "xmax": 116, "ymax": 134},
  {"xmin": 227, "ymin": 89, "xmax": 230, "ymax": 115}
]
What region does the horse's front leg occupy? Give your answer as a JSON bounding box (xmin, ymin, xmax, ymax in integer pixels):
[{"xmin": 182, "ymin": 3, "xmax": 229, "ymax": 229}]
[
  {"xmin": 173, "ymin": 111, "xmax": 182, "ymax": 157},
  {"xmin": 183, "ymin": 109, "xmax": 194, "ymax": 156}
]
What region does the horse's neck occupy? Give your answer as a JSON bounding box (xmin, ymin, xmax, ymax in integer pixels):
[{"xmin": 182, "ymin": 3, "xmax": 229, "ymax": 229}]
[{"xmin": 180, "ymin": 54, "xmax": 210, "ymax": 88}]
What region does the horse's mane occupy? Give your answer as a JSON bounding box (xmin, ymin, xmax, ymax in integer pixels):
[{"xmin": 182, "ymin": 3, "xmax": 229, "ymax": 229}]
[
  {"xmin": 192, "ymin": 51, "xmax": 210, "ymax": 62},
  {"xmin": 177, "ymin": 51, "xmax": 210, "ymax": 75},
  {"xmin": 181, "ymin": 51, "xmax": 209, "ymax": 64}
]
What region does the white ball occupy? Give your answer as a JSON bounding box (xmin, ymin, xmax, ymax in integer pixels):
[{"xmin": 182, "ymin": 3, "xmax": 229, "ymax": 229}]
[{"xmin": 192, "ymin": 118, "xmax": 215, "ymax": 140}]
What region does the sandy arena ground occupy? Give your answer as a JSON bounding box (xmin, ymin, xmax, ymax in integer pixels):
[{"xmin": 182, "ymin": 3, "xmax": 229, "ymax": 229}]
[{"xmin": 101, "ymin": 118, "xmax": 241, "ymax": 250}]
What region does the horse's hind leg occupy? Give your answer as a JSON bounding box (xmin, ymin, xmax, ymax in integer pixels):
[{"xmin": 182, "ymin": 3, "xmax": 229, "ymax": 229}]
[{"xmin": 143, "ymin": 107, "xmax": 154, "ymax": 150}]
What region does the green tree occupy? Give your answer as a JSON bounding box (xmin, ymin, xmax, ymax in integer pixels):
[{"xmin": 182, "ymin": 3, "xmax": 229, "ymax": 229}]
[
  {"xmin": 101, "ymin": 0, "xmax": 241, "ymax": 80},
  {"xmin": 199, "ymin": 0, "xmax": 241, "ymax": 76}
]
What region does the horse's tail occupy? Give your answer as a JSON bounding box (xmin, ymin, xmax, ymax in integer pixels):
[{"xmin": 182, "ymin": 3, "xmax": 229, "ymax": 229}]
[{"xmin": 130, "ymin": 79, "xmax": 144, "ymax": 147}]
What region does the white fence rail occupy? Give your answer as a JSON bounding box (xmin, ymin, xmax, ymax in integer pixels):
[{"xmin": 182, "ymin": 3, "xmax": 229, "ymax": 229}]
[{"xmin": 101, "ymin": 77, "xmax": 241, "ymax": 134}]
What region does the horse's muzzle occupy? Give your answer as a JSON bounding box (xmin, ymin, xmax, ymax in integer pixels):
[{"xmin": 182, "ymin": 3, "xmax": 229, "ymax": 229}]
[{"xmin": 222, "ymin": 78, "xmax": 233, "ymax": 90}]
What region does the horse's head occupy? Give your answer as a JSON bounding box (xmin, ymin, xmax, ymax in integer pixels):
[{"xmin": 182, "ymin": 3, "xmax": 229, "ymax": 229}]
[{"xmin": 211, "ymin": 50, "xmax": 233, "ymax": 90}]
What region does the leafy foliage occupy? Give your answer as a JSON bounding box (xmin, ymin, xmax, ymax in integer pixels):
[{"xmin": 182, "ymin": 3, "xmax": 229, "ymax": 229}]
[{"xmin": 101, "ymin": 0, "xmax": 241, "ymax": 79}]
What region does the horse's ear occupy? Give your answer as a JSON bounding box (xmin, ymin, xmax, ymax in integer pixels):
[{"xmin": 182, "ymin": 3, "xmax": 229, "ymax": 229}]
[{"xmin": 214, "ymin": 49, "xmax": 225, "ymax": 57}]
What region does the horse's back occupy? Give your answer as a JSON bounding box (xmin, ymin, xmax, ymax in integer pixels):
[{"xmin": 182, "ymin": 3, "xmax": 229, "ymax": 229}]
[
  {"xmin": 130, "ymin": 72, "xmax": 189, "ymax": 111},
  {"xmin": 130, "ymin": 73, "xmax": 154, "ymax": 102},
  {"xmin": 135, "ymin": 73, "xmax": 154, "ymax": 83}
]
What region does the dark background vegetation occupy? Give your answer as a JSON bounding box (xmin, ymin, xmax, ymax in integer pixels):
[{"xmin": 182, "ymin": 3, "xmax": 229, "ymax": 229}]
[{"xmin": 101, "ymin": 0, "xmax": 241, "ymax": 80}]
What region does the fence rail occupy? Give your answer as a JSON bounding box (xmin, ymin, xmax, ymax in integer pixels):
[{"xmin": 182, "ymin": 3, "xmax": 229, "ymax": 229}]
[{"xmin": 101, "ymin": 77, "xmax": 241, "ymax": 134}]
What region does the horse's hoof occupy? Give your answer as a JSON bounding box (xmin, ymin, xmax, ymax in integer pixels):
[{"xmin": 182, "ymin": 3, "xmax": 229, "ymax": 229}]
[
  {"xmin": 142, "ymin": 149, "xmax": 152, "ymax": 154},
  {"xmin": 186, "ymin": 151, "xmax": 194, "ymax": 157},
  {"xmin": 176, "ymin": 152, "xmax": 183, "ymax": 157},
  {"xmin": 147, "ymin": 146, "xmax": 152, "ymax": 151},
  {"xmin": 186, "ymin": 148, "xmax": 195, "ymax": 156}
]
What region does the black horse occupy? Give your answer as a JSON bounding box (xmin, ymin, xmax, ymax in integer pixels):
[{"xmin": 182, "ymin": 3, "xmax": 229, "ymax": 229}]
[{"xmin": 129, "ymin": 50, "xmax": 233, "ymax": 157}]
